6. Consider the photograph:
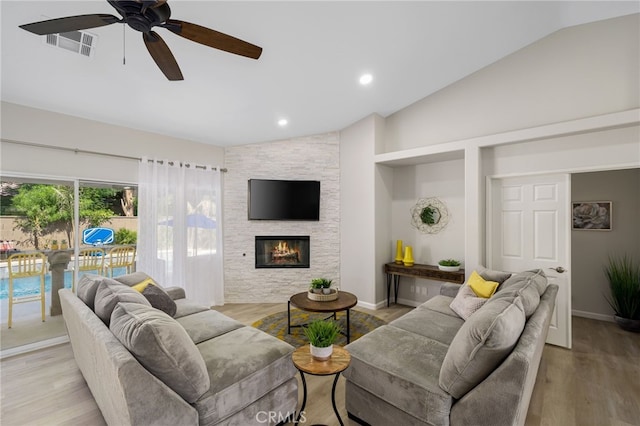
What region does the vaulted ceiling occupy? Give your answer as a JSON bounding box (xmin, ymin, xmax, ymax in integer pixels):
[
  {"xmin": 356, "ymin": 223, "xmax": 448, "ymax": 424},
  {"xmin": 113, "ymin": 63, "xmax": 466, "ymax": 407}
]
[{"xmin": 2, "ymin": 1, "xmax": 638, "ymax": 146}]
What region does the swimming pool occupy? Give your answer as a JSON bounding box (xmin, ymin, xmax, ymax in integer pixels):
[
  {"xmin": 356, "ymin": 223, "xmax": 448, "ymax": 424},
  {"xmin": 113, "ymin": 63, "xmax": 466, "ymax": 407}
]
[
  {"xmin": 0, "ymin": 271, "xmax": 73, "ymax": 300},
  {"xmin": 0, "ymin": 268, "xmax": 128, "ymax": 300}
]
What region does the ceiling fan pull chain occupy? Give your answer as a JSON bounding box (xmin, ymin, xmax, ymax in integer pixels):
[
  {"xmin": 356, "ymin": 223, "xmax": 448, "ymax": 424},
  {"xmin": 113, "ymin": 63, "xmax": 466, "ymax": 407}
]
[{"xmin": 122, "ymin": 23, "xmax": 126, "ymax": 65}]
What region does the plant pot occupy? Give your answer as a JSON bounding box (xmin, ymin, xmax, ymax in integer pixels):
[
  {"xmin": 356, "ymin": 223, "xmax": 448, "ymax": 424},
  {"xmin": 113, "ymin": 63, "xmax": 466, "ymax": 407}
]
[
  {"xmin": 614, "ymin": 315, "xmax": 640, "ymax": 333},
  {"xmin": 312, "ymin": 288, "xmax": 322, "ymax": 294},
  {"xmin": 322, "ymin": 288, "xmax": 332, "ymax": 294},
  {"xmin": 438, "ymin": 265, "xmax": 460, "ymax": 272},
  {"xmin": 310, "ymin": 344, "xmax": 333, "ymax": 361}
]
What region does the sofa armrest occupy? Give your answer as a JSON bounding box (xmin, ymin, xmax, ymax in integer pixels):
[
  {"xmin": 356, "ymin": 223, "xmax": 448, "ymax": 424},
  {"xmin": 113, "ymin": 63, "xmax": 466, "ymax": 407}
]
[
  {"xmin": 164, "ymin": 286, "xmax": 186, "ymax": 300},
  {"xmin": 440, "ymin": 282, "xmax": 462, "ymax": 298}
]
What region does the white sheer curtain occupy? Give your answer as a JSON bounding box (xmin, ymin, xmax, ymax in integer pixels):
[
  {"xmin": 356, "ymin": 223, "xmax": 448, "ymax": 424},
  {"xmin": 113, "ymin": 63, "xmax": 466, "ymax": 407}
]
[{"xmin": 137, "ymin": 158, "xmax": 224, "ymax": 306}]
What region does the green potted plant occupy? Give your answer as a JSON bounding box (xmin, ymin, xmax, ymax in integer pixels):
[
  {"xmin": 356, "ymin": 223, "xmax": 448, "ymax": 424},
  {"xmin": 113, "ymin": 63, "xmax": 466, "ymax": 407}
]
[
  {"xmin": 438, "ymin": 259, "xmax": 461, "ymax": 272},
  {"xmin": 51, "ymin": 240, "xmax": 59, "ymax": 250},
  {"xmin": 310, "ymin": 278, "xmax": 332, "ymax": 294},
  {"xmin": 303, "ymin": 319, "xmax": 342, "ymax": 360},
  {"xmin": 604, "ymin": 254, "xmax": 640, "ymax": 332}
]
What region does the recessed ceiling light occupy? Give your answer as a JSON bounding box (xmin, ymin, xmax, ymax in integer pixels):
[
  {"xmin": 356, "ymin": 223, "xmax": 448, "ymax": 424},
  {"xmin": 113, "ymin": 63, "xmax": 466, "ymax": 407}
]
[
  {"xmin": 359, "ymin": 73, "xmax": 373, "ymax": 85},
  {"xmin": 277, "ymin": 118, "xmax": 288, "ymax": 127}
]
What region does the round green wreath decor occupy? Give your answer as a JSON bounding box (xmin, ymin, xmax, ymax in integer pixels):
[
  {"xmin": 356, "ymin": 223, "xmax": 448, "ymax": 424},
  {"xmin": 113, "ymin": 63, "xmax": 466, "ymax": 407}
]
[{"xmin": 410, "ymin": 197, "xmax": 449, "ymax": 234}]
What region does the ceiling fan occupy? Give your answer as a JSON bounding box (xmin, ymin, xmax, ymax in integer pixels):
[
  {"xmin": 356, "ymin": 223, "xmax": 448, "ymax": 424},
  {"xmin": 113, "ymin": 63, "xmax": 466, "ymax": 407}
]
[{"xmin": 19, "ymin": 0, "xmax": 263, "ymax": 81}]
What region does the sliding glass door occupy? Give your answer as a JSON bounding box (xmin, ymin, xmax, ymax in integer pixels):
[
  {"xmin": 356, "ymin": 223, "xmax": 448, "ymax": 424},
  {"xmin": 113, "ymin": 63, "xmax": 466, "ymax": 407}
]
[{"xmin": 0, "ymin": 175, "xmax": 137, "ymax": 355}]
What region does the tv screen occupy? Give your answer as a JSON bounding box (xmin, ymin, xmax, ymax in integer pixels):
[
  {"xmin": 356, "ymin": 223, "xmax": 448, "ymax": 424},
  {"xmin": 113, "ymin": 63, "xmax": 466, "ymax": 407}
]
[{"xmin": 248, "ymin": 179, "xmax": 320, "ymax": 221}]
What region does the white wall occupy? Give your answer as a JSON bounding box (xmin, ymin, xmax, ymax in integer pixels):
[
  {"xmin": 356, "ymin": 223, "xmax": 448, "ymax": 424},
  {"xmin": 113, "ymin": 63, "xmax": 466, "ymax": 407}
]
[
  {"xmin": 223, "ymin": 133, "xmax": 340, "ymax": 303},
  {"xmin": 383, "ymin": 13, "xmax": 639, "ymax": 152},
  {"xmin": 1, "ymin": 102, "xmax": 224, "ymax": 183},
  {"xmin": 339, "ymin": 115, "xmax": 379, "ymax": 307}
]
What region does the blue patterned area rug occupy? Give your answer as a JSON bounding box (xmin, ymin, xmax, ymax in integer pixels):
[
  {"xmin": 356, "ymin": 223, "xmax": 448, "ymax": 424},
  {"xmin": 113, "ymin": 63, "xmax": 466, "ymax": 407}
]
[{"xmin": 252, "ymin": 309, "xmax": 386, "ymax": 347}]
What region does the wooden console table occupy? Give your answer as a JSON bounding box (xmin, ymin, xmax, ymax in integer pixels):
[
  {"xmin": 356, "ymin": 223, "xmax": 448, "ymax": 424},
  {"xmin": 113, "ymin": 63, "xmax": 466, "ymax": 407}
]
[{"xmin": 384, "ymin": 262, "xmax": 465, "ymax": 306}]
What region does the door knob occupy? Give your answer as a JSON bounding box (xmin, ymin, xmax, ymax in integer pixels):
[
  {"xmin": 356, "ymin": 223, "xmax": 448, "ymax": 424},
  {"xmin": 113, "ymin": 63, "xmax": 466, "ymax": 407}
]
[{"xmin": 549, "ymin": 266, "xmax": 566, "ymax": 273}]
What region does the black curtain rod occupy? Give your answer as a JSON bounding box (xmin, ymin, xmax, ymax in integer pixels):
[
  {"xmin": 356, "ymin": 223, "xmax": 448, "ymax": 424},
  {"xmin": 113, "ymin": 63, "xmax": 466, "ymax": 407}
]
[{"xmin": 1, "ymin": 138, "xmax": 228, "ymax": 172}]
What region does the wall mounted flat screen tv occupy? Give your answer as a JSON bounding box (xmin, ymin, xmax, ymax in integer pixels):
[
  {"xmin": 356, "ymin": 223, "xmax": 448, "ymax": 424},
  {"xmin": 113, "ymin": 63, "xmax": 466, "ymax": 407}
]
[{"xmin": 248, "ymin": 179, "xmax": 320, "ymax": 221}]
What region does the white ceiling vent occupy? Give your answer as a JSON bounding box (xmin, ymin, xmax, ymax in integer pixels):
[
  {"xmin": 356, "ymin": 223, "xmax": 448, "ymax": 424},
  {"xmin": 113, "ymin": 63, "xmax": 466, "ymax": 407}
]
[{"xmin": 44, "ymin": 30, "xmax": 97, "ymax": 58}]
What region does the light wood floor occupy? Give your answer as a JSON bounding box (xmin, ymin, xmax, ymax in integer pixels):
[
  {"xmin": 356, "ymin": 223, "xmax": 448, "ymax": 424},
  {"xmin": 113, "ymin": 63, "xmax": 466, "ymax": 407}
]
[{"xmin": 1, "ymin": 305, "xmax": 638, "ymax": 426}]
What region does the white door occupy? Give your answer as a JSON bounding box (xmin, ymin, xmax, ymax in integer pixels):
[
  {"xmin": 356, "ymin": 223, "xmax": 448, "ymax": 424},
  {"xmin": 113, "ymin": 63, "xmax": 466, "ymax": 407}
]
[{"xmin": 489, "ymin": 174, "xmax": 571, "ymax": 348}]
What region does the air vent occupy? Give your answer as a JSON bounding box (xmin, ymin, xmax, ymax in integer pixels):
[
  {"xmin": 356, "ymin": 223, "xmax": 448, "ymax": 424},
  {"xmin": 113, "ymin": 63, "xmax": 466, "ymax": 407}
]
[{"xmin": 44, "ymin": 30, "xmax": 97, "ymax": 58}]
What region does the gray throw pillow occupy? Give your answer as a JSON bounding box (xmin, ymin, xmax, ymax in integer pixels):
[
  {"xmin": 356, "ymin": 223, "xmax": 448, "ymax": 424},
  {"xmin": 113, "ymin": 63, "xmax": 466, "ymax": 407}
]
[
  {"xmin": 439, "ymin": 296, "xmax": 526, "ymax": 399},
  {"xmin": 139, "ymin": 284, "xmax": 177, "ymax": 317},
  {"xmin": 449, "ymin": 284, "xmax": 490, "ymax": 320},
  {"xmin": 93, "ymin": 279, "xmax": 150, "ymax": 325},
  {"xmin": 494, "ymin": 269, "xmax": 547, "ymax": 317},
  {"xmin": 76, "ymin": 274, "xmax": 104, "ymax": 310},
  {"xmin": 477, "ymin": 266, "xmax": 512, "ymax": 285},
  {"xmin": 110, "ymin": 302, "xmax": 210, "ymax": 403}
]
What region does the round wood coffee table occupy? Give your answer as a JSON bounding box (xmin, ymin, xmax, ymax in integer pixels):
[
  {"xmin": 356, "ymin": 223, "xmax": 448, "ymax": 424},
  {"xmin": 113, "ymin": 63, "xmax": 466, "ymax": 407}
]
[
  {"xmin": 292, "ymin": 345, "xmax": 351, "ymax": 425},
  {"xmin": 288, "ymin": 291, "xmax": 358, "ymax": 343}
]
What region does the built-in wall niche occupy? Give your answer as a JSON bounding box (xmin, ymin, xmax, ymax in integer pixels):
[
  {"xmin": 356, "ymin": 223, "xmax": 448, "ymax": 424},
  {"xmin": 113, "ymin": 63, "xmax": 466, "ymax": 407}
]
[{"xmin": 255, "ymin": 236, "xmax": 310, "ymax": 268}]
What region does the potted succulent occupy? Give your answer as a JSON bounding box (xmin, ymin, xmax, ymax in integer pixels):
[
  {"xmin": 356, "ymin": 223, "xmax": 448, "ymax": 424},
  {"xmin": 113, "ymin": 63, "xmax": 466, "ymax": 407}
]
[
  {"xmin": 311, "ymin": 278, "xmax": 332, "ymax": 294},
  {"xmin": 51, "ymin": 240, "xmax": 59, "ymax": 250},
  {"xmin": 438, "ymin": 259, "xmax": 461, "ymax": 272},
  {"xmin": 303, "ymin": 319, "xmax": 342, "ymax": 361},
  {"xmin": 604, "ymin": 254, "xmax": 640, "ymax": 332}
]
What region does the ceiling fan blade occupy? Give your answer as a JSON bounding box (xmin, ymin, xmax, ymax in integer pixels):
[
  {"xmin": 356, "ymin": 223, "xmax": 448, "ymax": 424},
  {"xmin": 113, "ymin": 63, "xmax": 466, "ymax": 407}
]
[
  {"xmin": 143, "ymin": 31, "xmax": 184, "ymax": 81},
  {"xmin": 163, "ymin": 19, "xmax": 262, "ymax": 60},
  {"xmin": 19, "ymin": 14, "xmax": 121, "ymax": 35}
]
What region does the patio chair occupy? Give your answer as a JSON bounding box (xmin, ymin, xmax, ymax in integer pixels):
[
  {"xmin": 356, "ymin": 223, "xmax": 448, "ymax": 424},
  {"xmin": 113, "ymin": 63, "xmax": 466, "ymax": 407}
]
[
  {"xmin": 7, "ymin": 252, "xmax": 47, "ymax": 328},
  {"xmin": 105, "ymin": 246, "xmax": 136, "ymax": 278},
  {"xmin": 73, "ymin": 247, "xmax": 105, "ymax": 290}
]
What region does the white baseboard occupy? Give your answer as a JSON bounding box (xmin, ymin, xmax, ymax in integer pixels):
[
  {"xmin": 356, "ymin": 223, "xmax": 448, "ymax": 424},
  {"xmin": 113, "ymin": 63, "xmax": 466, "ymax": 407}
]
[
  {"xmin": 395, "ymin": 297, "xmax": 421, "ymax": 308},
  {"xmin": 0, "ymin": 335, "xmax": 69, "ymax": 360},
  {"xmin": 356, "ymin": 300, "xmax": 381, "ymax": 310},
  {"xmin": 572, "ymin": 309, "xmax": 615, "ymax": 323}
]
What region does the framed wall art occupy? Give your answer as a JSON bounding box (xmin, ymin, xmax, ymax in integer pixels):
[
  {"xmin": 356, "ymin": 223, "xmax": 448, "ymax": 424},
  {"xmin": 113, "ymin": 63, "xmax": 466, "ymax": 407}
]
[{"xmin": 572, "ymin": 201, "xmax": 612, "ymax": 231}]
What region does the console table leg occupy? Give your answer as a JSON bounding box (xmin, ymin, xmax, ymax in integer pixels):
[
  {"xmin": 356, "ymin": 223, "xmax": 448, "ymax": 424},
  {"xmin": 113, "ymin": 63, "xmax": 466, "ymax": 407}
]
[
  {"xmin": 394, "ymin": 275, "xmax": 400, "ymax": 305},
  {"xmin": 386, "ymin": 273, "xmax": 391, "ymax": 307},
  {"xmin": 287, "ymin": 301, "xmax": 291, "ymax": 335}
]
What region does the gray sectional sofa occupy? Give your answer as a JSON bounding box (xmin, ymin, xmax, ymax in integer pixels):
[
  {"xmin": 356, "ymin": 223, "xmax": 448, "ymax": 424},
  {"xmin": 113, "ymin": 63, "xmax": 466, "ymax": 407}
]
[
  {"xmin": 343, "ymin": 269, "xmax": 558, "ymax": 426},
  {"xmin": 59, "ymin": 272, "xmax": 298, "ymax": 426}
]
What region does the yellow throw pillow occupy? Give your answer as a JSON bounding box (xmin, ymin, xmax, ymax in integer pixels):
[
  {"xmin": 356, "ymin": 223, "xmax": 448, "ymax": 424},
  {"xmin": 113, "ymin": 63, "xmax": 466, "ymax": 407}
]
[
  {"xmin": 467, "ymin": 271, "xmax": 499, "ymax": 298},
  {"xmin": 132, "ymin": 278, "xmax": 158, "ymax": 293}
]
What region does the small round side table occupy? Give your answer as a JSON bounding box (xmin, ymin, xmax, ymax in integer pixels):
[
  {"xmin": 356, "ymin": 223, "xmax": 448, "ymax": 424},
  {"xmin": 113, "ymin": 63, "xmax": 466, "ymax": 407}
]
[{"xmin": 291, "ymin": 345, "xmax": 351, "ymax": 426}]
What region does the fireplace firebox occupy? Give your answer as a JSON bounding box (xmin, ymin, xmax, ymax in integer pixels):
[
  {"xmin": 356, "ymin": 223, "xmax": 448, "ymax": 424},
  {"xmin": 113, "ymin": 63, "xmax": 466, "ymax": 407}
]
[{"xmin": 255, "ymin": 236, "xmax": 310, "ymax": 268}]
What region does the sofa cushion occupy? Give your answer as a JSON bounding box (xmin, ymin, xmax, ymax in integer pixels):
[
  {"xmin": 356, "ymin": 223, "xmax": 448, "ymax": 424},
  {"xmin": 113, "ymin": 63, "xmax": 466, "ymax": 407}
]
[
  {"xmin": 76, "ymin": 273, "xmax": 103, "ymax": 309},
  {"xmin": 193, "ymin": 326, "xmax": 296, "ymax": 425},
  {"xmin": 176, "ymin": 310, "xmax": 245, "ymax": 344},
  {"xmin": 493, "ymin": 269, "xmax": 547, "ymax": 317},
  {"xmin": 343, "ymin": 325, "xmax": 453, "ymax": 425},
  {"xmin": 110, "ymin": 302, "xmax": 210, "ymax": 403},
  {"xmin": 439, "ymin": 296, "xmax": 526, "ymax": 399},
  {"xmin": 173, "ymin": 298, "xmax": 211, "ymax": 319},
  {"xmin": 94, "ymin": 279, "xmax": 150, "ymax": 324},
  {"xmin": 417, "ymin": 294, "xmax": 461, "ymax": 318},
  {"xmin": 132, "ymin": 282, "xmax": 177, "ymax": 317},
  {"xmin": 449, "ymin": 283, "xmax": 490, "ymax": 320},
  {"xmin": 390, "ymin": 306, "xmax": 464, "ymax": 346}
]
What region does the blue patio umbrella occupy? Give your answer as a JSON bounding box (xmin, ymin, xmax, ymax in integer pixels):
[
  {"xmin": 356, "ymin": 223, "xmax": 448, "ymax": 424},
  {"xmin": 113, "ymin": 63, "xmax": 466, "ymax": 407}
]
[{"xmin": 159, "ymin": 213, "xmax": 216, "ymax": 229}]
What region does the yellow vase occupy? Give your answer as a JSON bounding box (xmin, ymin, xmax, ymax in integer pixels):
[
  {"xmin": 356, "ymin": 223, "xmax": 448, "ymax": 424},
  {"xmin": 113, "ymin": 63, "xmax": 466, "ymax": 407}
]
[
  {"xmin": 403, "ymin": 246, "xmax": 414, "ymax": 266},
  {"xmin": 395, "ymin": 240, "xmax": 404, "ymax": 264}
]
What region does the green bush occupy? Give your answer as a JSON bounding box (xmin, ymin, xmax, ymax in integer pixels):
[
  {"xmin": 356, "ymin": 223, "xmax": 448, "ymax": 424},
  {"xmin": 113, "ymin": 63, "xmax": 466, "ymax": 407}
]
[
  {"xmin": 604, "ymin": 255, "xmax": 640, "ymax": 320},
  {"xmin": 115, "ymin": 228, "xmax": 137, "ymax": 245}
]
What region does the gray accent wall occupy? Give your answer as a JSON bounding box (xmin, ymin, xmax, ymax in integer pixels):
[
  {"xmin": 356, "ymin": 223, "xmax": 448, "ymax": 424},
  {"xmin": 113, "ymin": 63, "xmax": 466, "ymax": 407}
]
[
  {"xmin": 223, "ymin": 133, "xmax": 340, "ymax": 303},
  {"xmin": 571, "ymin": 168, "xmax": 640, "ymax": 320}
]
